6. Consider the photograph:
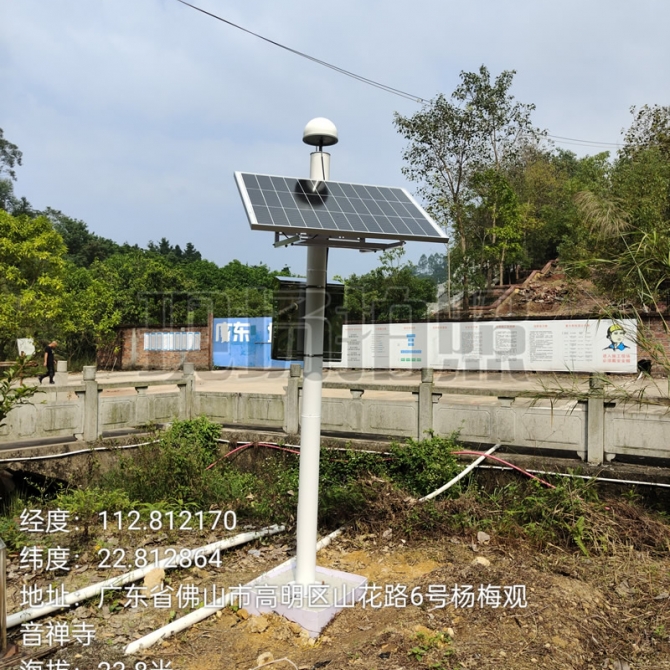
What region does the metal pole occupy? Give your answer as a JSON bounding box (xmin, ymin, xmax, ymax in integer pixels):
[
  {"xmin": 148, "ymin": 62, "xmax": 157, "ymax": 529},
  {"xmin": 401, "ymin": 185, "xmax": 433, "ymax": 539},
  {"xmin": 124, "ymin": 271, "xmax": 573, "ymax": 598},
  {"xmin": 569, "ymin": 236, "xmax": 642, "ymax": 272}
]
[
  {"xmin": 0, "ymin": 538, "xmax": 6, "ymax": 655},
  {"xmin": 295, "ymin": 150, "xmax": 329, "ymax": 586},
  {"xmin": 446, "ymin": 243, "xmax": 452, "ymax": 318}
]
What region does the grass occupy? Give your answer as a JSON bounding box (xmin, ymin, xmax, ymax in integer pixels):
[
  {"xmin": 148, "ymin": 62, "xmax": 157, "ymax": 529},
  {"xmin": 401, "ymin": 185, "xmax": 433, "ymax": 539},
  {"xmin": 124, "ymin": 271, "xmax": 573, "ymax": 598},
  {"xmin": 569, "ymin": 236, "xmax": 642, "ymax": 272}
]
[{"xmin": 1, "ymin": 418, "xmax": 669, "ymax": 559}]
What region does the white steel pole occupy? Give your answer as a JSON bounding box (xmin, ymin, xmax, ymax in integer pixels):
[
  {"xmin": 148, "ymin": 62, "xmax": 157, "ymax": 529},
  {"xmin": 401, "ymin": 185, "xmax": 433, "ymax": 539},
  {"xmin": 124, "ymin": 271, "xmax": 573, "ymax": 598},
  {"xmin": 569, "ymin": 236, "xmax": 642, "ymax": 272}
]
[{"xmin": 295, "ymin": 150, "xmax": 330, "ymax": 585}]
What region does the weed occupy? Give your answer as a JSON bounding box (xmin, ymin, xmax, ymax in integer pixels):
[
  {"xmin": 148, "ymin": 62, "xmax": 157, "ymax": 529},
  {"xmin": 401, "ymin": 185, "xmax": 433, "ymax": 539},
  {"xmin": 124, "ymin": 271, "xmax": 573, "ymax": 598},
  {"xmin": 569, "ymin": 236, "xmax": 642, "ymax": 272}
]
[
  {"xmin": 0, "ymin": 512, "xmax": 28, "ymax": 551},
  {"xmin": 99, "ymin": 419, "xmax": 255, "ymax": 510},
  {"xmin": 387, "ymin": 433, "xmax": 460, "ymax": 497},
  {"xmin": 409, "ymin": 631, "xmax": 453, "ymax": 664},
  {"xmin": 55, "ymin": 487, "xmax": 134, "ymax": 537}
]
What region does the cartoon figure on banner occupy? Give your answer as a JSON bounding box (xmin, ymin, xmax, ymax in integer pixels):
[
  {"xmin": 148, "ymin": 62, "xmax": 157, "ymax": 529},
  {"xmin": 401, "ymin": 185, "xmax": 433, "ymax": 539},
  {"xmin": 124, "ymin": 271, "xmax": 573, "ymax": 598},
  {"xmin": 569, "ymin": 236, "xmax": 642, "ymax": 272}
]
[{"xmin": 603, "ymin": 324, "xmax": 630, "ymax": 351}]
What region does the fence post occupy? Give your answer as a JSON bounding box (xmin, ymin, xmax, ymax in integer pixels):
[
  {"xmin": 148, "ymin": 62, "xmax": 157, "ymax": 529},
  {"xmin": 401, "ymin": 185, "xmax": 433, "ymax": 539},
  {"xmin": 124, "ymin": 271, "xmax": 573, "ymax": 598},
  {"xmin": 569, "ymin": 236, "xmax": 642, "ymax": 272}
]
[
  {"xmin": 83, "ymin": 366, "xmax": 99, "ymax": 442},
  {"xmin": 285, "ymin": 364, "xmax": 302, "ymax": 436},
  {"xmin": 181, "ymin": 363, "xmax": 195, "ymax": 420},
  {"xmin": 418, "ymin": 368, "xmax": 436, "ymax": 439},
  {"xmin": 55, "ymin": 360, "xmax": 68, "ymax": 386},
  {"xmin": 587, "ymin": 373, "xmax": 605, "ymax": 464}
]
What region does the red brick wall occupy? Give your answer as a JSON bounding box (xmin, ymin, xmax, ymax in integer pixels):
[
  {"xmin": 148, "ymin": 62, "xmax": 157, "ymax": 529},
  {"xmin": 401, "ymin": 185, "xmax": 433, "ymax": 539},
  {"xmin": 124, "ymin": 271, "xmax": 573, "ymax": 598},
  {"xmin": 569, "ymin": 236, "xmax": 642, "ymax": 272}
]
[{"xmin": 101, "ymin": 326, "xmax": 211, "ymax": 371}]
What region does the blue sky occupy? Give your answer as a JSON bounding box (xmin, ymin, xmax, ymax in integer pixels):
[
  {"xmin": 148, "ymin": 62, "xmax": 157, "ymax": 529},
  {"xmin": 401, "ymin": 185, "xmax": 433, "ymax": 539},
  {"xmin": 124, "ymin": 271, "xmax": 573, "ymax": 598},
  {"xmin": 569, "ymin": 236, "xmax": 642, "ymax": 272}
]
[{"xmin": 2, "ymin": 0, "xmax": 669, "ymax": 278}]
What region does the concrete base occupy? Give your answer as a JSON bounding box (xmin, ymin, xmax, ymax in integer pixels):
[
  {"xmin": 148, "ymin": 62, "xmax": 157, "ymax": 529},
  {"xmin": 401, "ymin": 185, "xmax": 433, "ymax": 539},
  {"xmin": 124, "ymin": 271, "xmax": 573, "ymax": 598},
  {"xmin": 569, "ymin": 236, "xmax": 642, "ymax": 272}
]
[{"xmin": 244, "ymin": 560, "xmax": 367, "ymax": 637}]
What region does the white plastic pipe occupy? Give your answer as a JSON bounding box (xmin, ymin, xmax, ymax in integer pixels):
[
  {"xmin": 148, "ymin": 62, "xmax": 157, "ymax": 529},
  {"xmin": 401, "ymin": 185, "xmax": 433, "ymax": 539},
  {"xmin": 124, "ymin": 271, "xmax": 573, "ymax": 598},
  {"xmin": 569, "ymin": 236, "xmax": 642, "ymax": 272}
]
[
  {"xmin": 0, "ymin": 441, "xmax": 158, "ymax": 464},
  {"xmin": 7, "ymin": 524, "xmax": 284, "ymax": 628},
  {"xmin": 476, "ymin": 464, "xmax": 670, "ymax": 488},
  {"xmin": 419, "ymin": 443, "xmax": 501, "ymax": 502},
  {"xmin": 295, "ymin": 150, "xmax": 330, "ymax": 587},
  {"xmin": 125, "ymin": 526, "xmax": 343, "ymax": 655}
]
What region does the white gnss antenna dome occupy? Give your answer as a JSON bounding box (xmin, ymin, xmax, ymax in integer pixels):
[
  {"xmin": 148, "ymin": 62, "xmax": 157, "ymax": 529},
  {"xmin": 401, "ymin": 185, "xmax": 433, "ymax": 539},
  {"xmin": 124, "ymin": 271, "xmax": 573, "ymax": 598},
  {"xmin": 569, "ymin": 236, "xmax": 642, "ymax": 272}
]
[{"xmin": 302, "ymin": 117, "xmax": 338, "ymax": 148}]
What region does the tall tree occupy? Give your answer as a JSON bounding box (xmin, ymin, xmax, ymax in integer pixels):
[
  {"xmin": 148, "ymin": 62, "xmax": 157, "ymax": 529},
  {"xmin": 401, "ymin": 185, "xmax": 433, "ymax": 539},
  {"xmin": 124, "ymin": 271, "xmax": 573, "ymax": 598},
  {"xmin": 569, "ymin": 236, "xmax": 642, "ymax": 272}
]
[
  {"xmin": 394, "ymin": 65, "xmax": 543, "ymax": 307},
  {"xmin": 570, "ymin": 107, "xmax": 670, "ymax": 306},
  {"xmin": 342, "ymin": 247, "xmax": 436, "ymax": 322},
  {"xmin": 0, "ymin": 211, "xmax": 67, "ymax": 356},
  {"xmin": 0, "ymin": 128, "xmax": 22, "ymax": 181},
  {"xmin": 471, "ymin": 169, "xmax": 524, "ymax": 286}
]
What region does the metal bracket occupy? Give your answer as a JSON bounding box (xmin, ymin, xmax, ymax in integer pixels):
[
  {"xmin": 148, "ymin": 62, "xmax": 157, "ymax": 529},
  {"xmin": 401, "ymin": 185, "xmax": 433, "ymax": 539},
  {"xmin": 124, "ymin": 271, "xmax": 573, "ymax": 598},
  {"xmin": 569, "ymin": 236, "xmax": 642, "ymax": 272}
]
[{"xmin": 274, "ymin": 233, "xmax": 302, "ymax": 248}]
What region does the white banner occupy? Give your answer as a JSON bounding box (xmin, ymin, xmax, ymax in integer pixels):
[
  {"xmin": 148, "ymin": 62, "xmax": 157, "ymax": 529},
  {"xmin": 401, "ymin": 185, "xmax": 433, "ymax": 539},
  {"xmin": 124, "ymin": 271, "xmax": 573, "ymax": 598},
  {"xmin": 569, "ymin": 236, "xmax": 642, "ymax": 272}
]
[{"xmin": 328, "ymin": 319, "xmax": 638, "ymax": 373}]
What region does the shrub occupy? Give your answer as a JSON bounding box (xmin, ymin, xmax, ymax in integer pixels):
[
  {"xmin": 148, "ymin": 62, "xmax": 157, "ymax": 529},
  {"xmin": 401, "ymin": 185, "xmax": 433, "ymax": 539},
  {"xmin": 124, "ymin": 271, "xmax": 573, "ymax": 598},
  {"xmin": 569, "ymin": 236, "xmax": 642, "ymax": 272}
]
[{"xmin": 387, "ymin": 433, "xmax": 461, "ymax": 497}]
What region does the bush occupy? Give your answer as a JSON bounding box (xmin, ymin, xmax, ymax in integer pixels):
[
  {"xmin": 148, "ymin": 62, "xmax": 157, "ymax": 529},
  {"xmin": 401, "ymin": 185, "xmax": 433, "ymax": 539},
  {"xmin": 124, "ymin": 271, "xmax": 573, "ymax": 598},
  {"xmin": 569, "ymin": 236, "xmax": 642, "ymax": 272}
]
[
  {"xmin": 387, "ymin": 433, "xmax": 461, "ymax": 497},
  {"xmin": 164, "ymin": 416, "xmax": 221, "ymax": 458},
  {"xmin": 100, "ymin": 418, "xmax": 253, "ymax": 510}
]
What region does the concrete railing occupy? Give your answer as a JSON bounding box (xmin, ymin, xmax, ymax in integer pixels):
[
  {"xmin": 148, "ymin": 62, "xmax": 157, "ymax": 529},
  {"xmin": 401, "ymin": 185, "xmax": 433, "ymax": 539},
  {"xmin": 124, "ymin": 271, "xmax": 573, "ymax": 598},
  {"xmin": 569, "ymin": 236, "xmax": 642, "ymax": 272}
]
[
  {"xmin": 0, "ymin": 538, "xmax": 6, "ymax": 656},
  {"xmin": 2, "ymin": 364, "xmax": 670, "ymax": 465}
]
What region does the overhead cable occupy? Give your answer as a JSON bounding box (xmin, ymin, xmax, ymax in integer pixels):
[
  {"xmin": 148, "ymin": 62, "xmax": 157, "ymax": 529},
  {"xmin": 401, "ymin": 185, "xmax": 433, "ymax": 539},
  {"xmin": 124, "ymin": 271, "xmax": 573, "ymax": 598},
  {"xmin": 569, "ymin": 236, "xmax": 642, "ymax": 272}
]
[
  {"xmin": 175, "ymin": 0, "xmax": 426, "ymax": 103},
  {"xmin": 176, "ymin": 0, "xmax": 623, "ymax": 149}
]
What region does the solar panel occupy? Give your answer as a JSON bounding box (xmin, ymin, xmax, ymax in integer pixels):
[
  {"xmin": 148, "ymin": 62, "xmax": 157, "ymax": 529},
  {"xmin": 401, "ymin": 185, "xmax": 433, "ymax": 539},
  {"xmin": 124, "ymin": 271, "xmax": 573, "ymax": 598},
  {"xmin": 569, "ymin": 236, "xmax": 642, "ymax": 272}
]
[{"xmin": 235, "ymin": 172, "xmax": 448, "ymax": 243}]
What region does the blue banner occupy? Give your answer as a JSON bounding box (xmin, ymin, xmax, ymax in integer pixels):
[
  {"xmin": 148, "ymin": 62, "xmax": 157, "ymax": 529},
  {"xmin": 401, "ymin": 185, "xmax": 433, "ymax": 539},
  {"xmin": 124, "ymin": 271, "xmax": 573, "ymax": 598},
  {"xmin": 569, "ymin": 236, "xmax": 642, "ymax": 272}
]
[{"xmin": 212, "ymin": 317, "xmax": 294, "ymax": 368}]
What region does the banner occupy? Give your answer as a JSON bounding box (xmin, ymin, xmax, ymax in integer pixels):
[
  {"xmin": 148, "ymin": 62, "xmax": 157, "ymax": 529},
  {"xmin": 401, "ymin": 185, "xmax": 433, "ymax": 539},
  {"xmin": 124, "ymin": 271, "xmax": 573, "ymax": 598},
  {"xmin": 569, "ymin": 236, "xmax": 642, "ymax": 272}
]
[
  {"xmin": 212, "ymin": 317, "xmax": 292, "ymax": 369},
  {"xmin": 327, "ymin": 319, "xmax": 637, "ymax": 373}
]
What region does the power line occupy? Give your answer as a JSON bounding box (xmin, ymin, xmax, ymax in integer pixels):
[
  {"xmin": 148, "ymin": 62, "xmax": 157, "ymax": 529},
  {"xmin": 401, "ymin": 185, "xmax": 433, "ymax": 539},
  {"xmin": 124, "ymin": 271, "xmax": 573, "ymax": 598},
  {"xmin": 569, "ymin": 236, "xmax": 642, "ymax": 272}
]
[
  {"xmin": 175, "ymin": 0, "xmax": 427, "ymax": 103},
  {"xmin": 546, "ymin": 134, "xmax": 622, "ymax": 148},
  {"xmin": 176, "ymin": 0, "xmax": 624, "ymax": 150}
]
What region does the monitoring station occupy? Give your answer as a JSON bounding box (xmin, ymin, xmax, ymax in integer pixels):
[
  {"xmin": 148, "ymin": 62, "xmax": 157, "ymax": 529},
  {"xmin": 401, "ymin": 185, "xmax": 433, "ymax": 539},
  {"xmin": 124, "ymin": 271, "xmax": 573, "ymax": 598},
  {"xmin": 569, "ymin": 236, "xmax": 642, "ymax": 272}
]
[{"xmin": 235, "ymin": 117, "xmax": 448, "ymax": 635}]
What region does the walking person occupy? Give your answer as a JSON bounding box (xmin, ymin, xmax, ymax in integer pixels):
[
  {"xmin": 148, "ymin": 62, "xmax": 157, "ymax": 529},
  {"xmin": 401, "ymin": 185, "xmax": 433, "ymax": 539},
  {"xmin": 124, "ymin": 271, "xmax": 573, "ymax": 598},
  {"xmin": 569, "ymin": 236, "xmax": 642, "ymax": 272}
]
[{"xmin": 38, "ymin": 341, "xmax": 58, "ymax": 384}]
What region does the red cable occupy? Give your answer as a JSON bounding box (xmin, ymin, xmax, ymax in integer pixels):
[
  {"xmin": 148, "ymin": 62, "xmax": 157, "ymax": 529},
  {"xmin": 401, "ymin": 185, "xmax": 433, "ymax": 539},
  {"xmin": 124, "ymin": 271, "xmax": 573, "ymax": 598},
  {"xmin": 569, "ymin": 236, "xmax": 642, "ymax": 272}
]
[
  {"xmin": 206, "ymin": 442, "xmax": 301, "ymax": 470},
  {"xmin": 205, "ymin": 442, "xmax": 253, "ymax": 469},
  {"xmin": 207, "ymin": 440, "xmax": 555, "ymax": 490},
  {"xmin": 453, "ymin": 450, "xmax": 556, "ymax": 489},
  {"xmin": 255, "ymin": 442, "xmax": 301, "ymax": 455}
]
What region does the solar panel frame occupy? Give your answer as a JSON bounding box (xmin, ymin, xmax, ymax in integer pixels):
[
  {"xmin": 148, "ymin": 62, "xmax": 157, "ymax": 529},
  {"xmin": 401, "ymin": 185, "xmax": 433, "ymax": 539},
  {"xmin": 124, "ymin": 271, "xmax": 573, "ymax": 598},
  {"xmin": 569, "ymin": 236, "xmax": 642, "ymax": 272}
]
[{"xmin": 235, "ymin": 171, "xmax": 448, "ymax": 244}]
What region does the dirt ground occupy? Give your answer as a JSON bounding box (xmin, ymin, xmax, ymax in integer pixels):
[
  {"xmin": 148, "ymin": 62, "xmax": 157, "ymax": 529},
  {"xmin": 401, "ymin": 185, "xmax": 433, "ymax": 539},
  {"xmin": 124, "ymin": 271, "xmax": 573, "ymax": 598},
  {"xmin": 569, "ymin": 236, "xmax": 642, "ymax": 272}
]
[{"xmin": 4, "ymin": 523, "xmax": 670, "ymax": 670}]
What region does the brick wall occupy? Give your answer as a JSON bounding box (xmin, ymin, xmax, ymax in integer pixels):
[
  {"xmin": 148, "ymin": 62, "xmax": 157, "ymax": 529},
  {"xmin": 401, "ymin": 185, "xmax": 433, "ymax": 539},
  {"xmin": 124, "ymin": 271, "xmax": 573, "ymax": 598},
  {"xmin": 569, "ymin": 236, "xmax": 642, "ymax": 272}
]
[{"xmin": 98, "ymin": 326, "xmax": 211, "ymax": 370}]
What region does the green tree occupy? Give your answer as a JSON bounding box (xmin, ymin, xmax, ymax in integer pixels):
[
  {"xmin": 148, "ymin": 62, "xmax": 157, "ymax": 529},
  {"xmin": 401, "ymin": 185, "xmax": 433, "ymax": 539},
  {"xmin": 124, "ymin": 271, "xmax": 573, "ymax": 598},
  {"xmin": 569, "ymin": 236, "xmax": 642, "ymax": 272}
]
[
  {"xmin": 92, "ymin": 252, "xmax": 195, "ymax": 326},
  {"xmin": 471, "ymin": 169, "xmax": 524, "ymax": 286},
  {"xmin": 343, "ymin": 247, "xmax": 436, "ymax": 322},
  {"xmin": 0, "ymin": 128, "xmax": 30, "ymax": 218},
  {"xmin": 44, "ymin": 208, "xmax": 121, "ymax": 267},
  {"xmin": 0, "ymin": 211, "xmax": 67, "ymax": 356},
  {"xmin": 394, "ymin": 65, "xmax": 543, "ymax": 307},
  {"xmin": 0, "ymin": 128, "xmax": 22, "ymax": 181},
  {"xmin": 412, "ymin": 252, "xmax": 447, "ymax": 284},
  {"xmin": 622, "ymin": 104, "xmax": 670, "ymax": 160},
  {"xmin": 60, "ymin": 263, "xmax": 122, "ymax": 360}
]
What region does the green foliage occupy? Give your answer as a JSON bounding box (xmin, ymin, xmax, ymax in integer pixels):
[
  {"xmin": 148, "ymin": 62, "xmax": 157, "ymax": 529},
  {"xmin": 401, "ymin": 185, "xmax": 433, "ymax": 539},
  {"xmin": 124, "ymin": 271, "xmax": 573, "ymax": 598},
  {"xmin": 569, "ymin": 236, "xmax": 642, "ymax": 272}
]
[
  {"xmin": 412, "ymin": 252, "xmax": 447, "ymax": 284},
  {"xmin": 319, "ymin": 447, "xmax": 387, "ymax": 485},
  {"xmin": 471, "ymin": 168, "xmax": 525, "ymax": 285},
  {"xmin": 0, "ymin": 211, "xmax": 67, "ymax": 355},
  {"xmin": 560, "ymin": 106, "xmax": 670, "ymax": 314},
  {"xmin": 45, "ymin": 208, "xmax": 122, "ymax": 267},
  {"xmin": 409, "ymin": 631, "xmax": 453, "ymax": 664},
  {"xmin": 394, "ymin": 65, "xmax": 543, "ymax": 306},
  {"xmin": 54, "ymin": 487, "xmax": 134, "ymax": 537},
  {"xmin": 343, "ymin": 248, "xmax": 437, "ymax": 322},
  {"xmin": 0, "ymin": 127, "xmax": 22, "ymax": 181},
  {"xmin": 0, "ymin": 514, "xmax": 28, "ymax": 551},
  {"xmin": 0, "ymin": 358, "xmax": 42, "ymax": 428},
  {"xmin": 163, "ymin": 416, "xmax": 222, "ymax": 458},
  {"xmin": 387, "ymin": 433, "xmax": 460, "ymax": 497},
  {"xmin": 100, "ymin": 418, "xmax": 255, "ymax": 510},
  {"xmin": 480, "ymin": 477, "xmax": 605, "ymax": 554}
]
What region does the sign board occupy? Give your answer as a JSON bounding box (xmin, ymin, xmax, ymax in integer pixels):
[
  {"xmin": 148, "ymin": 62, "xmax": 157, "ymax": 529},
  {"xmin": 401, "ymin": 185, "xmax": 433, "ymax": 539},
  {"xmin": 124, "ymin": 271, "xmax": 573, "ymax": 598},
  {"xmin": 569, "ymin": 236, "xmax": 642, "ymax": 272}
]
[
  {"xmin": 17, "ymin": 338, "xmax": 36, "ymax": 357},
  {"xmin": 212, "ymin": 317, "xmax": 292, "ymax": 369},
  {"xmin": 326, "ymin": 319, "xmax": 638, "ymax": 373}
]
